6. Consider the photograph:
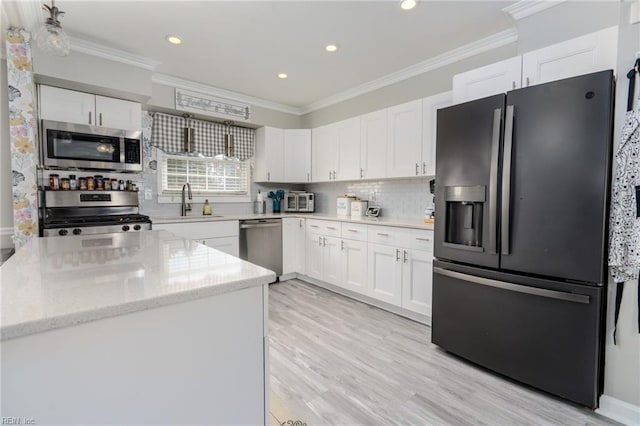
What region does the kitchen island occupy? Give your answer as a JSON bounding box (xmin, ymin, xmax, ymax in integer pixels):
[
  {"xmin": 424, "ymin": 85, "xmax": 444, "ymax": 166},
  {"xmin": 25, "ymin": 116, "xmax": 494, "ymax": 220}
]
[{"xmin": 0, "ymin": 230, "xmax": 275, "ymax": 425}]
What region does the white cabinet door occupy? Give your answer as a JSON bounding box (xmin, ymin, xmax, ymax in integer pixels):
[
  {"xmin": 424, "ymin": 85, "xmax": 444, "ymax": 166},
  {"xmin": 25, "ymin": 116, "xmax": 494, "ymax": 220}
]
[
  {"xmin": 322, "ymin": 236, "xmax": 341, "ymax": 286},
  {"xmin": 401, "ymin": 248, "xmax": 433, "ymax": 317},
  {"xmin": 201, "ymin": 237, "xmax": 239, "ymax": 257},
  {"xmin": 386, "ymin": 99, "xmax": 423, "ymax": 178},
  {"xmin": 282, "ymin": 217, "xmax": 306, "ymax": 275},
  {"xmin": 306, "ymin": 231, "xmax": 323, "ymax": 280},
  {"xmin": 421, "ymin": 91, "xmax": 453, "ymax": 177},
  {"xmin": 360, "ymin": 109, "xmax": 388, "ymax": 180},
  {"xmin": 39, "ymin": 85, "xmax": 95, "ymax": 126},
  {"xmin": 341, "ymin": 239, "xmax": 368, "ymax": 294},
  {"xmin": 367, "ymin": 243, "xmax": 402, "ymax": 305},
  {"xmin": 335, "ymin": 116, "xmax": 361, "ymax": 181},
  {"xmin": 254, "ymin": 127, "xmax": 284, "ymax": 182},
  {"xmin": 283, "ymin": 129, "xmax": 311, "ymax": 183},
  {"xmin": 95, "ymin": 95, "xmax": 142, "ymax": 131},
  {"xmin": 312, "ymin": 124, "xmax": 338, "ymax": 182},
  {"xmin": 522, "ymin": 26, "xmax": 618, "ymax": 88},
  {"xmin": 452, "ymin": 56, "xmax": 522, "ymax": 104}
]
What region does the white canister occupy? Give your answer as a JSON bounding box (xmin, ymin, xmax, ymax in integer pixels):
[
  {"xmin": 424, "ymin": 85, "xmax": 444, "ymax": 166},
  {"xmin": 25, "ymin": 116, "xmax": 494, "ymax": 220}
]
[
  {"xmin": 336, "ymin": 196, "xmax": 356, "ymax": 216},
  {"xmin": 351, "ymin": 200, "xmax": 368, "ymax": 218}
]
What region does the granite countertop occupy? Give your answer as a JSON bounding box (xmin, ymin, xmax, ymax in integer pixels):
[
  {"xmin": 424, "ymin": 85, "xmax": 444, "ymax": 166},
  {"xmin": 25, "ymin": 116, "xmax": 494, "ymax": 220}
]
[
  {"xmin": 152, "ymin": 213, "xmax": 435, "ymax": 230},
  {"xmin": 0, "ymin": 230, "xmax": 275, "ymax": 341}
]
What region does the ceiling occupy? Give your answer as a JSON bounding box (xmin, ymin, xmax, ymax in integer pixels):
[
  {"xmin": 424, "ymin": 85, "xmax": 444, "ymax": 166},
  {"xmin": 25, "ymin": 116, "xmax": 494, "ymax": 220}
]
[{"xmin": 3, "ymin": 1, "xmax": 519, "ymax": 110}]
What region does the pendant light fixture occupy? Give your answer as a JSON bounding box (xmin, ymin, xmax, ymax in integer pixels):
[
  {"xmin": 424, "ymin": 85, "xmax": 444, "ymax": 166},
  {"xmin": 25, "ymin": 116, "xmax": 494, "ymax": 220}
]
[
  {"xmin": 182, "ymin": 113, "xmax": 195, "ymax": 153},
  {"xmin": 36, "ymin": 0, "xmax": 70, "ymax": 57},
  {"xmin": 224, "ymin": 121, "xmax": 235, "ymax": 158}
]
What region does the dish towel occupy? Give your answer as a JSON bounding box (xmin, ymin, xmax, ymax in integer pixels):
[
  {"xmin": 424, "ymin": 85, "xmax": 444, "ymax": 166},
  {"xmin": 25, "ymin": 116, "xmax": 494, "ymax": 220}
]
[{"xmin": 608, "ymin": 58, "xmax": 640, "ymax": 344}]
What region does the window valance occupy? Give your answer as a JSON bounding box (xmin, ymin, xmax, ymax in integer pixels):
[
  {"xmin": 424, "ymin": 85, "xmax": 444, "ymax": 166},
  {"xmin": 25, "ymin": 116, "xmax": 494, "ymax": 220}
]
[{"xmin": 151, "ymin": 112, "xmax": 254, "ymax": 160}]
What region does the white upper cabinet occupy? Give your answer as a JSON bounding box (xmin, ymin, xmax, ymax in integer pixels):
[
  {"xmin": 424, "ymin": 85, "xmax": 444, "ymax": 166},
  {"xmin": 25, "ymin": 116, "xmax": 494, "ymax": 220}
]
[
  {"xmin": 521, "ymin": 26, "xmax": 618, "ymax": 88},
  {"xmin": 94, "ymin": 95, "xmax": 142, "ymax": 131},
  {"xmin": 283, "ymin": 129, "xmax": 311, "ymax": 183},
  {"xmin": 452, "ymin": 56, "xmax": 523, "ymax": 104},
  {"xmin": 360, "ymin": 109, "xmax": 388, "ymax": 180},
  {"xmin": 312, "ymin": 124, "xmax": 338, "ymax": 182},
  {"xmin": 39, "ymin": 85, "xmax": 141, "ymax": 132},
  {"xmin": 335, "ymin": 116, "xmax": 362, "ymax": 181},
  {"xmin": 386, "ymin": 99, "xmax": 423, "ymax": 178},
  {"xmin": 254, "ymin": 127, "xmax": 284, "ymax": 182},
  {"xmin": 421, "ymin": 91, "xmax": 452, "ymax": 177}
]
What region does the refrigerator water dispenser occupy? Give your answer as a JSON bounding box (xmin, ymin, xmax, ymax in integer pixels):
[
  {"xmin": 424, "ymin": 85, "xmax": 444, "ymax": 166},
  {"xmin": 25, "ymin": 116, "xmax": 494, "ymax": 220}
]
[{"xmin": 444, "ymin": 186, "xmax": 485, "ymax": 250}]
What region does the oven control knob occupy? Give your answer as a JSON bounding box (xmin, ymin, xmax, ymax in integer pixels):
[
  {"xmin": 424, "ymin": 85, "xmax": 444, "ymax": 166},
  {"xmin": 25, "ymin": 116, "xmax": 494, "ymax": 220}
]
[
  {"xmin": 58, "ymin": 229, "xmax": 68, "ymax": 236},
  {"xmin": 72, "ymin": 228, "xmax": 82, "ymax": 235},
  {"xmin": 133, "ymin": 224, "xmax": 141, "ymax": 231},
  {"xmin": 122, "ymin": 225, "xmax": 130, "ymax": 232}
]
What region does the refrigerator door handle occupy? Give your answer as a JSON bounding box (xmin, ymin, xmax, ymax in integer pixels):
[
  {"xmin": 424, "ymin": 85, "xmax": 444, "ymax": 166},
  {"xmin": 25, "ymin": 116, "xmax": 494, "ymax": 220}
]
[
  {"xmin": 433, "ymin": 267, "xmax": 590, "ymax": 304},
  {"xmin": 501, "ymin": 105, "xmax": 515, "ymax": 255},
  {"xmin": 489, "ymin": 108, "xmax": 502, "ymax": 255}
]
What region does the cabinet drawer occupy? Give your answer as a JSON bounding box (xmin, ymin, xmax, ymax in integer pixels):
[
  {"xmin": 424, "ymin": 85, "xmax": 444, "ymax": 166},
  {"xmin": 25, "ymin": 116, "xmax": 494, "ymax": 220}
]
[
  {"xmin": 403, "ymin": 229, "xmax": 434, "ymax": 252},
  {"xmin": 367, "ymin": 225, "xmax": 405, "ymax": 246},
  {"xmin": 341, "ymin": 223, "xmax": 368, "ymax": 241},
  {"xmin": 307, "ymin": 219, "xmax": 341, "ymax": 237}
]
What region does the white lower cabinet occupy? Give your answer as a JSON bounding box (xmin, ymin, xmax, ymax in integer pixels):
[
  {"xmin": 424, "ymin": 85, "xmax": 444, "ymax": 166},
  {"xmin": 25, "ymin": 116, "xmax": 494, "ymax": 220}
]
[
  {"xmin": 153, "ymin": 221, "xmax": 240, "ymax": 257},
  {"xmin": 401, "ymin": 248, "xmax": 433, "ymax": 316},
  {"xmin": 367, "ymin": 243, "xmax": 403, "ymax": 305},
  {"xmin": 340, "ymin": 239, "xmax": 367, "ymax": 294},
  {"xmin": 322, "ymin": 236, "xmax": 341, "ymax": 285},
  {"xmin": 282, "ymin": 218, "xmax": 306, "ymax": 275},
  {"xmin": 197, "ymin": 237, "xmax": 239, "ymax": 257},
  {"xmin": 306, "ymin": 231, "xmax": 324, "ymax": 280}
]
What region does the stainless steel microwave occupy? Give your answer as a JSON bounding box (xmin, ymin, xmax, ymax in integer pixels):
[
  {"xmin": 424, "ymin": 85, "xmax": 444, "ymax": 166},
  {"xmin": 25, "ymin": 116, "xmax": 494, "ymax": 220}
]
[
  {"xmin": 41, "ymin": 120, "xmax": 143, "ymax": 172},
  {"xmin": 284, "ymin": 192, "xmax": 314, "ymax": 213}
]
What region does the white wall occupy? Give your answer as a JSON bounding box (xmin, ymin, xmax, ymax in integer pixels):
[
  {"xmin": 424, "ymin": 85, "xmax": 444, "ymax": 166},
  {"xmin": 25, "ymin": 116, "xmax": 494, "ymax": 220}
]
[{"xmin": 1, "ymin": 58, "xmax": 14, "ymax": 249}]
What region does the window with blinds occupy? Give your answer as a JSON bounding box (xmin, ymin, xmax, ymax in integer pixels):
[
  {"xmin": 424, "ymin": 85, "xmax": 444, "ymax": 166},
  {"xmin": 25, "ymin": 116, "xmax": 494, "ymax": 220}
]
[{"xmin": 161, "ymin": 155, "xmax": 249, "ymax": 195}]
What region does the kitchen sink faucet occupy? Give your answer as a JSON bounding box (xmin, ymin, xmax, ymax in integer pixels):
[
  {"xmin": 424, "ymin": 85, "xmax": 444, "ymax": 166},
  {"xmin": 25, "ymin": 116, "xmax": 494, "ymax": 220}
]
[{"xmin": 181, "ymin": 182, "xmax": 192, "ymax": 216}]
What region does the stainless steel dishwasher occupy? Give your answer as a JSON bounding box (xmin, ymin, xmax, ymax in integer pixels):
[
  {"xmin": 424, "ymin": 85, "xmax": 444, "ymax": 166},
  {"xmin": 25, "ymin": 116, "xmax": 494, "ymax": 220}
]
[{"xmin": 239, "ymin": 219, "xmax": 282, "ymax": 278}]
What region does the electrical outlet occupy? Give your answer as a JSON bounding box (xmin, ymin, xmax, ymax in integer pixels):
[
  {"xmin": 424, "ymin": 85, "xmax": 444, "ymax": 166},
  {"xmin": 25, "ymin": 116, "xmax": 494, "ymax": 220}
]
[
  {"xmin": 144, "ymin": 187, "xmax": 153, "ymax": 200},
  {"xmin": 369, "ymin": 191, "xmax": 376, "ymax": 201}
]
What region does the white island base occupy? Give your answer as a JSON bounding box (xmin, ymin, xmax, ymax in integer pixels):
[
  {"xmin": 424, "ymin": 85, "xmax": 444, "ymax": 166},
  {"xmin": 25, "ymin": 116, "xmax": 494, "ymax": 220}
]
[{"xmin": 1, "ymin": 231, "xmax": 273, "ymax": 425}]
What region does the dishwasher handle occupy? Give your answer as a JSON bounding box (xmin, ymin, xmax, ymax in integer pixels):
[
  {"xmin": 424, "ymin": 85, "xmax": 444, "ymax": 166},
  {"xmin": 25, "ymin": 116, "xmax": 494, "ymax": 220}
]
[{"xmin": 240, "ymin": 223, "xmax": 281, "ymax": 229}]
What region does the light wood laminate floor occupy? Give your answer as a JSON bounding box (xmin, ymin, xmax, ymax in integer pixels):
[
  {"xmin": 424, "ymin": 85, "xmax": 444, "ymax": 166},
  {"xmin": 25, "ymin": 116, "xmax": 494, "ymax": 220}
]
[{"xmin": 269, "ymin": 279, "xmax": 617, "ymax": 425}]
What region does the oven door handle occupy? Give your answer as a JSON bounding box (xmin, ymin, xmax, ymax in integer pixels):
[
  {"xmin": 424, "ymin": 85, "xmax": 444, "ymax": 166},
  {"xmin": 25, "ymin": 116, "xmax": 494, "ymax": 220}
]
[{"xmin": 433, "ymin": 267, "xmax": 590, "ymax": 304}]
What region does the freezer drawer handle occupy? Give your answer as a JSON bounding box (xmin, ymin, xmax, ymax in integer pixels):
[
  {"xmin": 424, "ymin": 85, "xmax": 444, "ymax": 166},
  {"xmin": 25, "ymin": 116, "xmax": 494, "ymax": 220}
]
[
  {"xmin": 489, "ymin": 108, "xmax": 501, "ymax": 255},
  {"xmin": 433, "ymin": 267, "xmax": 590, "ymax": 304},
  {"xmin": 501, "ymin": 105, "xmax": 515, "ymax": 255}
]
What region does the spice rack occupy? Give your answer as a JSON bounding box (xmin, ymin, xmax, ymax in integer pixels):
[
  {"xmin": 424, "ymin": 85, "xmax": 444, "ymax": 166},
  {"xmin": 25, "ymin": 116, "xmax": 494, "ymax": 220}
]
[{"xmin": 48, "ymin": 173, "xmax": 139, "ymax": 192}]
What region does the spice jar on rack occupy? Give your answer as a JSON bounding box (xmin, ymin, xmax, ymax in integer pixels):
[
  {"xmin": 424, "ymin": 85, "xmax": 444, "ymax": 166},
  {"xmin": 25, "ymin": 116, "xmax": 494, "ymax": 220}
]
[
  {"xmin": 49, "ymin": 174, "xmax": 59, "ymax": 190},
  {"xmin": 86, "ymin": 176, "xmax": 95, "ymax": 191}
]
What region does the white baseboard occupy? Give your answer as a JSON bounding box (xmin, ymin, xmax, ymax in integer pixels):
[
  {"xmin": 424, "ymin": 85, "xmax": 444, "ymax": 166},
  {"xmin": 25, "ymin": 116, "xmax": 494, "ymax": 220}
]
[
  {"xmin": 597, "ymin": 395, "xmax": 640, "ymax": 425},
  {"xmin": 0, "ymin": 227, "xmax": 14, "ymax": 249}
]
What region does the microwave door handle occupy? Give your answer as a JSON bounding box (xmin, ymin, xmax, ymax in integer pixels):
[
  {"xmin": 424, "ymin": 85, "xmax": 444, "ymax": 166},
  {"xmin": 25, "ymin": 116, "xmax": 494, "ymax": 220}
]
[{"xmin": 120, "ymin": 137, "xmax": 126, "ymax": 164}]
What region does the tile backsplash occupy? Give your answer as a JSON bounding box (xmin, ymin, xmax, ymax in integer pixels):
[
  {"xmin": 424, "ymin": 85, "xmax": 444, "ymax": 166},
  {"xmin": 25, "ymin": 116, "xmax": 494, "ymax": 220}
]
[{"xmin": 306, "ymin": 177, "xmax": 434, "ymax": 219}]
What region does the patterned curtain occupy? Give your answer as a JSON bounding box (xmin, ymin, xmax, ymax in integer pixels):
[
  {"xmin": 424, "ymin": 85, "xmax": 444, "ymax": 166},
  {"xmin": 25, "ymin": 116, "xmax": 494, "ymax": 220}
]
[{"xmin": 151, "ymin": 112, "xmax": 254, "ymax": 160}]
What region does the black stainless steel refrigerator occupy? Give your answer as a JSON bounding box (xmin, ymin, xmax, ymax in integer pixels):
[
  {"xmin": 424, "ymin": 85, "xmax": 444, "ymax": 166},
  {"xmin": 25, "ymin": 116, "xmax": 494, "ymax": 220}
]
[{"xmin": 432, "ymin": 70, "xmax": 614, "ymax": 409}]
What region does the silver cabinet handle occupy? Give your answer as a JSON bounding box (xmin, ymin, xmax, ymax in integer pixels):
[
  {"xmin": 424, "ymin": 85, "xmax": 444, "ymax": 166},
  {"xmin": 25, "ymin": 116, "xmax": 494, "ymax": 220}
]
[
  {"xmin": 299, "ymin": 219, "xmax": 303, "ymax": 228},
  {"xmin": 501, "ymin": 105, "xmax": 515, "ymax": 256},
  {"xmin": 347, "ymin": 229, "xmax": 358, "ymax": 233},
  {"xmin": 512, "ymin": 80, "xmax": 516, "ymax": 90},
  {"xmin": 333, "ymin": 171, "xmax": 337, "ymax": 180},
  {"xmin": 323, "ymin": 237, "xmax": 326, "ymax": 247},
  {"xmin": 403, "ymin": 249, "xmax": 408, "ymax": 263},
  {"xmin": 526, "ymin": 77, "xmax": 530, "ymax": 87},
  {"xmin": 415, "ymin": 237, "xmax": 431, "ymax": 242},
  {"xmin": 89, "ymin": 111, "xmax": 92, "ymax": 125},
  {"xmin": 310, "ymin": 224, "xmax": 319, "ymax": 228},
  {"xmin": 360, "ymin": 168, "xmax": 364, "ymax": 178},
  {"xmin": 341, "ymin": 240, "xmax": 344, "ymax": 251},
  {"xmin": 99, "ymin": 112, "xmax": 103, "ymax": 126},
  {"xmin": 433, "ymin": 267, "xmax": 590, "ymax": 304},
  {"xmin": 307, "ymin": 172, "xmax": 310, "ymax": 182},
  {"xmin": 377, "ymin": 233, "xmax": 389, "ymax": 237},
  {"xmin": 396, "ymin": 248, "xmax": 400, "ymax": 261},
  {"xmin": 422, "ymin": 162, "xmax": 426, "ymax": 175},
  {"xmin": 267, "ymin": 172, "xmax": 271, "ymax": 181},
  {"xmin": 327, "ymin": 226, "xmax": 336, "ymax": 230},
  {"xmin": 318, "ymin": 236, "xmax": 322, "ymax": 246},
  {"xmin": 415, "ymin": 163, "xmax": 419, "ymax": 175},
  {"xmin": 329, "ymin": 171, "xmax": 332, "ymax": 180},
  {"xmin": 489, "ymin": 108, "xmax": 501, "ymax": 255}
]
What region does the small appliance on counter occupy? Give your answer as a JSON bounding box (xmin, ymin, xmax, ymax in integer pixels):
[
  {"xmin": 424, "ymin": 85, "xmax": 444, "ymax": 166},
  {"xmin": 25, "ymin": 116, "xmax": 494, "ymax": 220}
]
[
  {"xmin": 366, "ymin": 206, "xmax": 381, "ymax": 218},
  {"xmin": 336, "ymin": 195, "xmax": 356, "ymax": 216},
  {"xmin": 350, "ymin": 200, "xmax": 368, "ymax": 218},
  {"xmin": 284, "ymin": 191, "xmax": 314, "ymax": 213}
]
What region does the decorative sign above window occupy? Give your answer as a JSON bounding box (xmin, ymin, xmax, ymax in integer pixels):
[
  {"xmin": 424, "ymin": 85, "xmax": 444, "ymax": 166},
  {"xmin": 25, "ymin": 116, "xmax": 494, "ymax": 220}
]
[{"xmin": 175, "ymin": 89, "xmax": 251, "ymax": 122}]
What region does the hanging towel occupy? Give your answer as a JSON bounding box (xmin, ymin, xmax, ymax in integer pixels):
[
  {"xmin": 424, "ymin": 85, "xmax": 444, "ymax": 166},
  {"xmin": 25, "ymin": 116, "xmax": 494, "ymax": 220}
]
[{"xmin": 609, "ymin": 58, "xmax": 640, "ymax": 343}]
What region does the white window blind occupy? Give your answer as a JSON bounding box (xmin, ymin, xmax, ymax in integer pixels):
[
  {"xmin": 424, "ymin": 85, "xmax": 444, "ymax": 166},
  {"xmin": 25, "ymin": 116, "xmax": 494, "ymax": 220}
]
[{"xmin": 161, "ymin": 155, "xmax": 249, "ymax": 195}]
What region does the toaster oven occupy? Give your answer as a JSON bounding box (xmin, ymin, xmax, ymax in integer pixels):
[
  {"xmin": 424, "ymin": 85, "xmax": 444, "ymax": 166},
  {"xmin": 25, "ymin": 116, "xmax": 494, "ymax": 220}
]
[{"xmin": 284, "ymin": 192, "xmax": 314, "ymax": 213}]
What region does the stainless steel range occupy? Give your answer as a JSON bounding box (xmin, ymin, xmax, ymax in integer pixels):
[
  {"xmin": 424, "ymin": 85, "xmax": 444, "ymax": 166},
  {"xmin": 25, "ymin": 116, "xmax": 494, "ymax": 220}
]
[{"xmin": 40, "ymin": 190, "xmax": 152, "ymax": 237}]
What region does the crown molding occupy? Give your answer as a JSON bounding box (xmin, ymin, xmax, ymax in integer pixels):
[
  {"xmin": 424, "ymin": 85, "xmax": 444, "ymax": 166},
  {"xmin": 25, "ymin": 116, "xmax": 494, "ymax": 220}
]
[
  {"xmin": 503, "ymin": 1, "xmax": 566, "ymax": 21},
  {"xmin": 299, "ymin": 28, "xmax": 518, "ymax": 115},
  {"xmin": 69, "ymin": 37, "xmax": 162, "ymax": 71},
  {"xmin": 152, "ymin": 73, "xmax": 302, "ymax": 116}
]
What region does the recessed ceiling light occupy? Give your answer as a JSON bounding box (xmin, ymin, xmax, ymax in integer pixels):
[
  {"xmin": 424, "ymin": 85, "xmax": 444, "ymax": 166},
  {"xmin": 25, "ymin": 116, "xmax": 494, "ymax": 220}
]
[
  {"xmin": 400, "ymin": 0, "xmax": 417, "ymax": 10},
  {"xmin": 325, "ymin": 44, "xmax": 338, "ymax": 52},
  {"xmin": 277, "ymin": 73, "xmax": 288, "ymax": 79},
  {"xmin": 165, "ymin": 35, "xmax": 182, "ymax": 45}
]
